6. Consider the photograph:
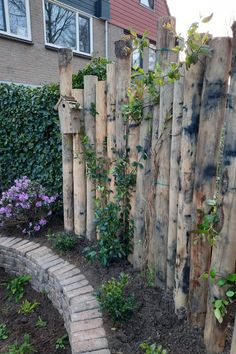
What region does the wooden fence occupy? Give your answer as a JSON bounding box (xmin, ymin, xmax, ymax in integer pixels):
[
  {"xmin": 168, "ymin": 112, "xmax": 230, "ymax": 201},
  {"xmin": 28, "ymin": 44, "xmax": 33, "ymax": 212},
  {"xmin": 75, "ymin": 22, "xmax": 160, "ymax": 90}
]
[{"xmin": 57, "ymin": 17, "xmax": 236, "ymax": 354}]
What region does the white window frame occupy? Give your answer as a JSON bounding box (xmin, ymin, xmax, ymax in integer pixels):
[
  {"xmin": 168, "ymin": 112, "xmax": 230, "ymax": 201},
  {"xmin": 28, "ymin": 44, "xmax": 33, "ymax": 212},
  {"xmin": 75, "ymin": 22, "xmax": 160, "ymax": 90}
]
[
  {"xmin": 0, "ymin": 0, "xmax": 32, "ymax": 41},
  {"xmin": 42, "ymin": 0, "xmax": 93, "ymax": 57}
]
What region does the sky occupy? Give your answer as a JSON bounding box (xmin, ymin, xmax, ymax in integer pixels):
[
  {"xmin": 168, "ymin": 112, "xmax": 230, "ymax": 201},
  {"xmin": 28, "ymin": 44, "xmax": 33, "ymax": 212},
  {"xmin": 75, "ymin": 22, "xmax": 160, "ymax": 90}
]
[{"xmin": 167, "ymin": 0, "xmax": 236, "ymax": 37}]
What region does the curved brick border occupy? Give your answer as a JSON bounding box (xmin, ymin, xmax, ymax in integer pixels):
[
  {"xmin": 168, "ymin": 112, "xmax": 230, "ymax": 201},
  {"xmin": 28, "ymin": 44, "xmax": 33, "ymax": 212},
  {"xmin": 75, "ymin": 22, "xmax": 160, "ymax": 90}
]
[{"xmin": 0, "ymin": 236, "xmax": 110, "ymax": 354}]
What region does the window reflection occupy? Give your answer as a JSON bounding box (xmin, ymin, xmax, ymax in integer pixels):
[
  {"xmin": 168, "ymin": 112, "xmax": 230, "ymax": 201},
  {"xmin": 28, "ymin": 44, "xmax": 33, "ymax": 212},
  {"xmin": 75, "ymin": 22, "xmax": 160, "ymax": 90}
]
[
  {"xmin": 8, "ymin": 0, "xmax": 28, "ymax": 37},
  {"xmin": 140, "ymin": 0, "xmax": 154, "ymax": 9},
  {"xmin": 45, "ymin": 0, "xmax": 76, "ymax": 48},
  {"xmin": 149, "ymin": 47, "xmax": 156, "ymax": 71},
  {"xmin": 0, "ymin": 0, "xmax": 5, "ymax": 31},
  {"xmin": 79, "ymin": 16, "xmax": 90, "ymax": 53}
]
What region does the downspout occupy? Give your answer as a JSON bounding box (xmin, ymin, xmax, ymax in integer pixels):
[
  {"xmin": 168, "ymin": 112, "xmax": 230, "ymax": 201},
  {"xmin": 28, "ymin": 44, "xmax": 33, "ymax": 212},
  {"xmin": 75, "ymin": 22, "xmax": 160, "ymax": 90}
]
[{"xmin": 105, "ymin": 20, "xmax": 108, "ymax": 59}]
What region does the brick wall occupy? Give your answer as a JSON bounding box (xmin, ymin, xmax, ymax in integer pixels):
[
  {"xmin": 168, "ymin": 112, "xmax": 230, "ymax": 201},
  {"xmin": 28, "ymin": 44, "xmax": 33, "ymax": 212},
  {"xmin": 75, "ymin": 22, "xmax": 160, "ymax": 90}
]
[{"xmin": 0, "ymin": 0, "xmax": 121, "ymax": 85}]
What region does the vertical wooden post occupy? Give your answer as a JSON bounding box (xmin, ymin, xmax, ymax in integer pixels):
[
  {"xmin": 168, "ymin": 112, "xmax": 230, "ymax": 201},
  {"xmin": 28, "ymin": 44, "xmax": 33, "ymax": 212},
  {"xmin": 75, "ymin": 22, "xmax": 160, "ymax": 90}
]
[
  {"xmin": 96, "ymin": 80, "xmax": 107, "ymax": 202},
  {"xmin": 72, "ymin": 89, "xmax": 86, "ymax": 237},
  {"xmin": 166, "ymin": 70, "xmax": 184, "ymax": 289},
  {"xmin": 153, "ymin": 16, "xmax": 176, "ymax": 288},
  {"xmin": 174, "ymin": 59, "xmax": 206, "ymax": 317},
  {"xmin": 115, "ymin": 39, "xmax": 132, "ymax": 156},
  {"xmin": 204, "ymin": 27, "xmax": 235, "ymax": 354},
  {"xmin": 133, "ymin": 95, "xmax": 153, "ymax": 270},
  {"xmin": 147, "ymin": 104, "xmax": 159, "ymax": 267},
  {"xmin": 58, "ymin": 48, "xmax": 74, "ymax": 232},
  {"xmin": 230, "ymin": 315, "xmax": 236, "ymax": 354},
  {"xmin": 189, "ymin": 37, "xmax": 232, "ymax": 327},
  {"xmin": 84, "ymin": 75, "xmax": 98, "ymax": 241},
  {"xmin": 106, "ymin": 63, "xmax": 116, "ymax": 198}
]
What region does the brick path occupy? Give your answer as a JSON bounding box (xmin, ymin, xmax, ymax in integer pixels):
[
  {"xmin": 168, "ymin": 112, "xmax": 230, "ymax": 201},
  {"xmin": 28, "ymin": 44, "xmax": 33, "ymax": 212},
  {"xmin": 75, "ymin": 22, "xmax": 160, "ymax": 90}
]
[{"xmin": 0, "ymin": 236, "xmax": 110, "ymax": 354}]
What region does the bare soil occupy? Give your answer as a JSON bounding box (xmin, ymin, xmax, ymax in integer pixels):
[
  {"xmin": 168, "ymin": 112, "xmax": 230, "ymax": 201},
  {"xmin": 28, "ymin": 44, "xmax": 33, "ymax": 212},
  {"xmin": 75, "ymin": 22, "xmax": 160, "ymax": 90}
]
[
  {"xmin": 0, "ymin": 268, "xmax": 71, "ymax": 354},
  {"xmin": 0, "ymin": 219, "xmax": 233, "ymax": 354}
]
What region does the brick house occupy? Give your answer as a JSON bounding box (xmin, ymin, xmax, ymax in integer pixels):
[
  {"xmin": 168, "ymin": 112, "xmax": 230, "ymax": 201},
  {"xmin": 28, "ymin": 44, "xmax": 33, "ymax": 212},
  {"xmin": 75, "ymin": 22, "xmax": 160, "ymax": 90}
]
[{"xmin": 0, "ymin": 0, "xmax": 170, "ymax": 85}]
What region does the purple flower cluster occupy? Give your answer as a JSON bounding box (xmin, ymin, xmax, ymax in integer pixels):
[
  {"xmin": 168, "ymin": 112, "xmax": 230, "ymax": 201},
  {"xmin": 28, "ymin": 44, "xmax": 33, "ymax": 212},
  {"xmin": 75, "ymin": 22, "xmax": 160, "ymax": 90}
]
[{"xmin": 0, "ymin": 176, "xmax": 57, "ymax": 235}]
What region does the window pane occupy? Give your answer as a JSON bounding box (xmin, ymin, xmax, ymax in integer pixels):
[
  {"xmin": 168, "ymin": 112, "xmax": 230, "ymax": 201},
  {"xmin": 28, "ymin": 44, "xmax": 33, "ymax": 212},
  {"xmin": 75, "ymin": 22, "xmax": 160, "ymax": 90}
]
[
  {"xmin": 132, "ymin": 48, "xmax": 141, "ymax": 67},
  {"xmin": 140, "ymin": 0, "xmax": 154, "ymax": 9},
  {"xmin": 8, "ymin": 0, "xmax": 28, "ymax": 37},
  {"xmin": 79, "ymin": 16, "xmax": 90, "ymax": 53},
  {"xmin": 45, "ymin": 1, "xmax": 76, "ymax": 48},
  {"xmin": 0, "ymin": 0, "xmax": 5, "ymax": 31},
  {"xmin": 149, "ymin": 47, "xmax": 156, "ymax": 71}
]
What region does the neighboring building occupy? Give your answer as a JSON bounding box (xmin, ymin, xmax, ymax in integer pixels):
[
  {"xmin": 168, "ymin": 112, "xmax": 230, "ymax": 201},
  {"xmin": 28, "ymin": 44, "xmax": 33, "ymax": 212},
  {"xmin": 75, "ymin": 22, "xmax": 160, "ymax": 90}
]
[{"xmin": 0, "ymin": 0, "xmax": 170, "ymax": 85}]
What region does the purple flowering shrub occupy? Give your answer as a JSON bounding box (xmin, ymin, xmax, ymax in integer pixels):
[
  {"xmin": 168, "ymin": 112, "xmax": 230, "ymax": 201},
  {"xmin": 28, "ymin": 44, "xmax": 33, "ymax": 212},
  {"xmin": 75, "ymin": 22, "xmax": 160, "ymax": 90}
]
[{"xmin": 0, "ymin": 176, "xmax": 57, "ymax": 235}]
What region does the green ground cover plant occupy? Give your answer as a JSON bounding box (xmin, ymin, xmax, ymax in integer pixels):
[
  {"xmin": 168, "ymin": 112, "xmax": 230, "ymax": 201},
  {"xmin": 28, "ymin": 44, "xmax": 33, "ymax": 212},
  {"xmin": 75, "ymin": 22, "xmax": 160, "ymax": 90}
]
[{"xmin": 96, "ymin": 273, "xmax": 135, "ymax": 321}]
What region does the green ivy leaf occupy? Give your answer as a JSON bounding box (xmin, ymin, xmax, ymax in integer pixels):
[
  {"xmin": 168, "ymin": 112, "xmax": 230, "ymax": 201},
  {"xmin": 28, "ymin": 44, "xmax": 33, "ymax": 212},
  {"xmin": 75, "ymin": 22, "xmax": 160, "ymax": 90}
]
[{"xmin": 214, "ymin": 308, "xmax": 223, "ymax": 323}]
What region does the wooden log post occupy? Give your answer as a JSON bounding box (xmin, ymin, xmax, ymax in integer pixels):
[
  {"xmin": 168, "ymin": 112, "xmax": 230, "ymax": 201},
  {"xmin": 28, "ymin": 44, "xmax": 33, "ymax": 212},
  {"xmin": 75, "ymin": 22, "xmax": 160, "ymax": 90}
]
[
  {"xmin": 231, "ymin": 314, "xmax": 236, "ymax": 354},
  {"xmin": 115, "ymin": 39, "xmax": 132, "ymax": 156},
  {"xmin": 58, "ymin": 48, "xmax": 74, "ymax": 232},
  {"xmin": 106, "ymin": 63, "xmax": 116, "ymax": 199},
  {"xmin": 189, "ymin": 37, "xmax": 232, "ymax": 327},
  {"xmin": 96, "ymin": 80, "xmax": 107, "ymax": 203},
  {"xmin": 71, "ymin": 89, "xmax": 86, "ymax": 237},
  {"xmin": 133, "ymin": 95, "xmax": 153, "ymax": 270},
  {"xmin": 166, "ymin": 70, "xmax": 184, "ymax": 290},
  {"xmin": 147, "ymin": 103, "xmax": 159, "ymax": 267},
  {"xmin": 204, "ymin": 27, "xmax": 235, "ymax": 354},
  {"xmin": 84, "ymin": 75, "xmax": 98, "ymax": 241},
  {"xmin": 153, "ymin": 16, "xmax": 176, "ymax": 288},
  {"xmin": 174, "ymin": 59, "xmax": 206, "ymax": 317}
]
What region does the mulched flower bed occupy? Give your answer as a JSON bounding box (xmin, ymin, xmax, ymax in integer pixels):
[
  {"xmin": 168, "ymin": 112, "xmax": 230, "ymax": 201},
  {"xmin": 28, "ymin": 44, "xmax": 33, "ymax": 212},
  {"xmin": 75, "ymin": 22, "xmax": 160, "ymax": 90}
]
[
  {"xmin": 0, "ymin": 267, "xmax": 71, "ymax": 354},
  {"xmin": 1, "ymin": 219, "xmax": 233, "ymax": 354}
]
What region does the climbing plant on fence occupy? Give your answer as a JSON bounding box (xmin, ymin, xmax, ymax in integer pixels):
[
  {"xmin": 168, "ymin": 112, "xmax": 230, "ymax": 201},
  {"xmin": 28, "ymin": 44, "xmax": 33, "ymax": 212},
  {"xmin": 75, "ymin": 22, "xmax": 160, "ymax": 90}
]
[{"xmin": 0, "ymin": 83, "xmax": 61, "ymax": 196}]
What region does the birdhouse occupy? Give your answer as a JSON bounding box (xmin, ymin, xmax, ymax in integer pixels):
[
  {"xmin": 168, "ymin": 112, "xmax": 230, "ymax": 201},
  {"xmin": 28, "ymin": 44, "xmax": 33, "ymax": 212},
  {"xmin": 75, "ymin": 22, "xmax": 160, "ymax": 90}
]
[{"xmin": 55, "ymin": 96, "xmax": 82, "ymax": 134}]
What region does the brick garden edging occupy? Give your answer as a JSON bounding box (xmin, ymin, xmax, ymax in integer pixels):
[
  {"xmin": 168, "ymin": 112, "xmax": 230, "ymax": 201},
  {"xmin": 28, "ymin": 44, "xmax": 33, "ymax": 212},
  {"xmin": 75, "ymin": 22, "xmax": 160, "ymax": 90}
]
[{"xmin": 0, "ymin": 236, "xmax": 110, "ymax": 354}]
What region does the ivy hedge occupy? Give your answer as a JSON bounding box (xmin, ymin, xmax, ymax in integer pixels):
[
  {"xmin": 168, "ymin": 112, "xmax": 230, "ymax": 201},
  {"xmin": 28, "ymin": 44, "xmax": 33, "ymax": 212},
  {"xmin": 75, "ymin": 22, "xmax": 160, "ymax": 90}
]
[
  {"xmin": 0, "ymin": 57, "xmax": 110, "ymax": 197},
  {"xmin": 0, "ymin": 83, "xmax": 61, "ymax": 196}
]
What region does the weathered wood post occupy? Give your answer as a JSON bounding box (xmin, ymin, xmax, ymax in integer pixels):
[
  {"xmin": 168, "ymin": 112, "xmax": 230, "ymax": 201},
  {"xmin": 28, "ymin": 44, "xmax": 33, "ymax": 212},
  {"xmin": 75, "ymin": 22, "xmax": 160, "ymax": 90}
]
[
  {"xmin": 153, "ymin": 16, "xmax": 176, "ymax": 288},
  {"xmin": 133, "ymin": 94, "xmax": 153, "ymax": 270},
  {"xmin": 204, "ymin": 26, "xmax": 235, "ymax": 354},
  {"xmin": 106, "ymin": 63, "xmax": 116, "ymax": 199},
  {"xmin": 115, "ymin": 38, "xmax": 132, "ymax": 156},
  {"xmin": 174, "ymin": 59, "xmax": 206, "ymax": 317},
  {"xmin": 166, "ymin": 69, "xmax": 184, "ymax": 289},
  {"xmin": 189, "ymin": 37, "xmax": 232, "ymax": 327},
  {"xmin": 96, "ymin": 80, "xmax": 107, "ymax": 202},
  {"xmin": 71, "ymin": 89, "xmax": 86, "ymax": 237},
  {"xmin": 84, "ymin": 75, "xmax": 98, "ymax": 241},
  {"xmin": 147, "ymin": 103, "xmax": 159, "ymax": 267},
  {"xmin": 58, "ymin": 48, "xmax": 74, "ymax": 232},
  {"xmin": 231, "ymin": 315, "xmax": 236, "ymax": 354}
]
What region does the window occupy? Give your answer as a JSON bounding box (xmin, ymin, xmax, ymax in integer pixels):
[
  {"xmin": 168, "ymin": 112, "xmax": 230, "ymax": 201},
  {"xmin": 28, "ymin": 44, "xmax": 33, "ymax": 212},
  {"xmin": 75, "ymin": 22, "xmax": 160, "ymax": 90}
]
[
  {"xmin": 140, "ymin": 0, "xmax": 154, "ymax": 10},
  {"xmin": 149, "ymin": 46, "xmax": 156, "ymax": 71},
  {"xmin": 44, "ymin": 0, "xmax": 92, "ymax": 55},
  {"xmin": 0, "ymin": 0, "xmax": 5, "ymax": 31},
  {"xmin": 132, "ymin": 48, "xmax": 142, "ymax": 68},
  {"xmin": 0, "ymin": 0, "xmax": 31, "ymax": 40}
]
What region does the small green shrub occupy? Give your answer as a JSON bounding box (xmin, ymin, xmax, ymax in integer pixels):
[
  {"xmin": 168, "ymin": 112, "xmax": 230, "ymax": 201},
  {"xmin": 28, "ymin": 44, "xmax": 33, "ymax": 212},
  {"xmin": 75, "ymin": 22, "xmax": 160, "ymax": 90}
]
[
  {"xmin": 48, "ymin": 231, "xmax": 78, "ymax": 251},
  {"xmin": 96, "ymin": 273, "xmax": 135, "ymax": 321},
  {"xmin": 18, "ymin": 300, "xmax": 39, "ymax": 315},
  {"xmin": 0, "ymin": 323, "xmax": 8, "ymax": 340},
  {"xmin": 7, "ymin": 275, "xmax": 31, "ymax": 302},
  {"xmin": 72, "ymin": 57, "xmax": 111, "ymax": 89},
  {"xmin": 140, "ymin": 342, "xmax": 168, "ymax": 354},
  {"xmin": 7, "ymin": 334, "xmax": 37, "ymax": 354},
  {"xmin": 55, "ymin": 334, "xmax": 69, "ymax": 350},
  {"xmin": 36, "ymin": 316, "xmax": 47, "ymax": 329}
]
